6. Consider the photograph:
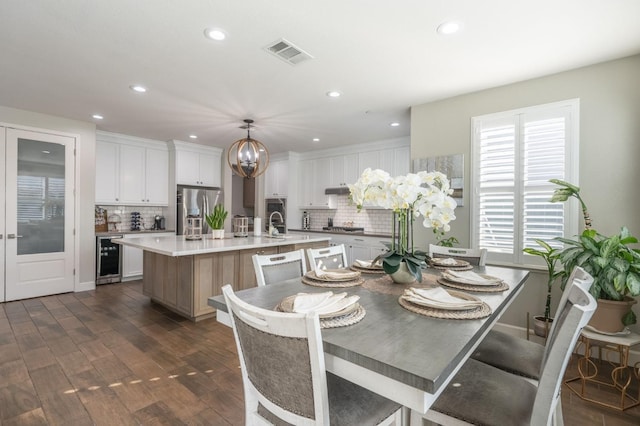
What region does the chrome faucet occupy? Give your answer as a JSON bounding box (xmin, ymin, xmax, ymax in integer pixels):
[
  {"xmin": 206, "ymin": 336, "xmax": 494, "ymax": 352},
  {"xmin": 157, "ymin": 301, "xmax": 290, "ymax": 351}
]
[{"xmin": 268, "ymin": 211, "xmax": 284, "ymax": 236}]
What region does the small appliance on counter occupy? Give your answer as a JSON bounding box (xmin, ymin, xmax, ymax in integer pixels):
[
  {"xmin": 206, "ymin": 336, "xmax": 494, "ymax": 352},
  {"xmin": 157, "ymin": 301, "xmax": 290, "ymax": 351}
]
[{"xmin": 153, "ymin": 215, "xmax": 166, "ymax": 230}]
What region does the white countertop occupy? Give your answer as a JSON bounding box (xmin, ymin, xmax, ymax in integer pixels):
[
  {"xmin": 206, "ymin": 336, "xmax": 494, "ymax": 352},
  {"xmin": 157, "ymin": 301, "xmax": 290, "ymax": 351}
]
[{"xmin": 114, "ymin": 234, "xmax": 332, "ymax": 257}]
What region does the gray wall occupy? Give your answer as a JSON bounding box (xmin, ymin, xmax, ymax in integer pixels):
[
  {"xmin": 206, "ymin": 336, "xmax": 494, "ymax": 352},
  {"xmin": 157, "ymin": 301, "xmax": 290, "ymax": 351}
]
[
  {"xmin": 410, "ymin": 54, "xmax": 640, "ymax": 332},
  {"xmin": 1, "ymin": 105, "xmax": 97, "ymax": 289}
]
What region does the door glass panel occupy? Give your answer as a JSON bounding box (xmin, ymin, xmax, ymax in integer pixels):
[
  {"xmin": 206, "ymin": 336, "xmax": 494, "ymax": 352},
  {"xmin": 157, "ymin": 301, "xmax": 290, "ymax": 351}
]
[{"xmin": 17, "ymin": 138, "xmax": 65, "ymax": 255}]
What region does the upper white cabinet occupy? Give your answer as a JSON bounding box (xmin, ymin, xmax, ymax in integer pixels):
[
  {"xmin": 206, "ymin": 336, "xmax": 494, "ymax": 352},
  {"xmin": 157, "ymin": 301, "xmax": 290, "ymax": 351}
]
[
  {"xmin": 298, "ymin": 158, "xmax": 336, "ymax": 209},
  {"xmin": 95, "ymin": 141, "xmax": 120, "ymax": 204},
  {"xmin": 264, "ymin": 159, "xmax": 288, "ymax": 197},
  {"xmin": 95, "ymin": 132, "xmax": 169, "ymax": 206},
  {"xmin": 172, "ymin": 141, "xmax": 222, "ymax": 187}
]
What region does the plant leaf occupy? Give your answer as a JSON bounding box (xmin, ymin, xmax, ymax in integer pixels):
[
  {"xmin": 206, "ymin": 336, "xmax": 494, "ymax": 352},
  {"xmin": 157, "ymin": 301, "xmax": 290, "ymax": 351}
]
[
  {"xmin": 626, "ymin": 272, "xmax": 640, "ymax": 296},
  {"xmin": 622, "ymin": 309, "xmax": 637, "ymax": 326},
  {"xmin": 549, "ymin": 179, "xmax": 580, "ymax": 192}
]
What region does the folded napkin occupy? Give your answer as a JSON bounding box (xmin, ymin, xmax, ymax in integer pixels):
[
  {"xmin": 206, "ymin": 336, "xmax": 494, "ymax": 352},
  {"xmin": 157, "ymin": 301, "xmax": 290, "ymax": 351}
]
[
  {"xmin": 404, "ymin": 287, "xmax": 482, "ymax": 309},
  {"xmin": 314, "ymin": 267, "xmax": 360, "ymax": 280},
  {"xmin": 354, "ymin": 259, "xmax": 382, "ymax": 268},
  {"xmin": 293, "ymin": 292, "xmax": 360, "ymax": 315},
  {"xmin": 442, "ymin": 269, "xmax": 502, "ymax": 285}
]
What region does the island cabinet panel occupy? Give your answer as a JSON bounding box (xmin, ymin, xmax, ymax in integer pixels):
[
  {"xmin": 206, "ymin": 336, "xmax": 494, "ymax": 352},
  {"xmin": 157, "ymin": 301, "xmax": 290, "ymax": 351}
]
[
  {"xmin": 237, "ymin": 247, "xmax": 279, "ymax": 290},
  {"xmin": 193, "ymin": 251, "xmax": 238, "ymax": 318},
  {"xmin": 138, "ymin": 237, "xmax": 330, "ymax": 321}
]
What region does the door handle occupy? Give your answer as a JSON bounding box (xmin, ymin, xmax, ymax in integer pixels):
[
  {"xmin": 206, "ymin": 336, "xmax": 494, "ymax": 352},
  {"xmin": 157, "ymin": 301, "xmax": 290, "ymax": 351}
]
[{"xmin": 7, "ymin": 234, "xmax": 23, "ymax": 239}]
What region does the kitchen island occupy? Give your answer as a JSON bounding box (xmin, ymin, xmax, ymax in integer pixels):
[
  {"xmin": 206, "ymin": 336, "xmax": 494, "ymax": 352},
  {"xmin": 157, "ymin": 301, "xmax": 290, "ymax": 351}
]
[{"xmin": 116, "ymin": 234, "xmax": 330, "ymax": 321}]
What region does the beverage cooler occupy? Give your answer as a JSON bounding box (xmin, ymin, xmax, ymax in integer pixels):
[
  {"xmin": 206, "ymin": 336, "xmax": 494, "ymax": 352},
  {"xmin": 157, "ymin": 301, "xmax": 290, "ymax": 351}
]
[{"xmin": 96, "ymin": 235, "xmax": 123, "ymax": 284}]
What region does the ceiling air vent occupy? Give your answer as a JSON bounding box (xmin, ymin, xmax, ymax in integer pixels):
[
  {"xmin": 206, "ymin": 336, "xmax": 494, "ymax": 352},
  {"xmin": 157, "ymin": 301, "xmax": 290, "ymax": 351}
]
[{"xmin": 264, "ymin": 38, "xmax": 313, "ymax": 65}]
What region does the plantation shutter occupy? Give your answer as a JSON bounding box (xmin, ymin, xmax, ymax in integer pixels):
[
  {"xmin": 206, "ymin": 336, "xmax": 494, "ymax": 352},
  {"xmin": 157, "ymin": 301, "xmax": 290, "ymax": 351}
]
[{"xmin": 471, "ymin": 100, "xmax": 579, "ymax": 266}]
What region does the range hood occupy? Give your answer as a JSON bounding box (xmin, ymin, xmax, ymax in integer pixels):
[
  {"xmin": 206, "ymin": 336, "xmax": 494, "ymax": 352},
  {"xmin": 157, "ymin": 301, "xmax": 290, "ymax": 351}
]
[{"xmin": 325, "ymin": 187, "xmax": 350, "ymax": 195}]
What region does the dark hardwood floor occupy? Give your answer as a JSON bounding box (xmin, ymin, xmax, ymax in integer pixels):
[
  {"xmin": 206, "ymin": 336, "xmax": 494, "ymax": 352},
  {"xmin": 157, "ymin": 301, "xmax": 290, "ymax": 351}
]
[{"xmin": 0, "ymin": 280, "xmax": 639, "ymax": 425}]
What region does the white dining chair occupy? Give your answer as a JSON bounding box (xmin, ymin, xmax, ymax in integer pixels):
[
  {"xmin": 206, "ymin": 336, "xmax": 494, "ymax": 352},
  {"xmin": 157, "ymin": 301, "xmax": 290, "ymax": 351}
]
[
  {"xmin": 221, "ymin": 285, "xmax": 403, "ymax": 425},
  {"xmin": 252, "ymin": 249, "xmax": 307, "ymax": 287},
  {"xmin": 472, "ymin": 266, "xmax": 593, "ymax": 381},
  {"xmin": 418, "ymin": 271, "xmax": 596, "ymax": 426},
  {"xmin": 307, "ymin": 244, "xmax": 349, "ymax": 270},
  {"xmin": 428, "ymin": 244, "xmax": 487, "ymax": 266}
]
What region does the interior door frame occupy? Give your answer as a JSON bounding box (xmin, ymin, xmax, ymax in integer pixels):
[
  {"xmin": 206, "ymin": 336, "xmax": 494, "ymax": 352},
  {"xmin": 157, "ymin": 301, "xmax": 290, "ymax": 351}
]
[
  {"xmin": 0, "ymin": 128, "xmax": 5, "ymax": 302},
  {"xmin": 1, "ymin": 122, "xmax": 80, "ymax": 300}
]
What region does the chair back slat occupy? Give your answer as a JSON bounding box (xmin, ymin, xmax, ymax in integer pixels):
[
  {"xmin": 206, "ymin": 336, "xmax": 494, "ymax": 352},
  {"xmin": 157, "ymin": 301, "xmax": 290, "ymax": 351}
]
[
  {"xmin": 428, "ymin": 244, "xmax": 487, "ymax": 266},
  {"xmin": 307, "ymin": 245, "xmax": 348, "ymax": 270},
  {"xmin": 253, "ymin": 249, "xmax": 308, "ymax": 286}
]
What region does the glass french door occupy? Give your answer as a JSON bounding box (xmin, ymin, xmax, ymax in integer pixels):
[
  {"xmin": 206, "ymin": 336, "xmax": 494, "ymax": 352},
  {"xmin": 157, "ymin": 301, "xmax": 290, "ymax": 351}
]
[{"xmin": 3, "ymin": 127, "xmax": 75, "ymax": 301}]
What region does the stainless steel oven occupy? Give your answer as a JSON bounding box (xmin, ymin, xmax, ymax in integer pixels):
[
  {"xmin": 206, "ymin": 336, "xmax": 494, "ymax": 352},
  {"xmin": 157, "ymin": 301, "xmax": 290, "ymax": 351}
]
[
  {"xmin": 265, "ymin": 197, "xmax": 286, "ymax": 233},
  {"xmin": 96, "ymin": 235, "xmax": 123, "ymax": 284}
]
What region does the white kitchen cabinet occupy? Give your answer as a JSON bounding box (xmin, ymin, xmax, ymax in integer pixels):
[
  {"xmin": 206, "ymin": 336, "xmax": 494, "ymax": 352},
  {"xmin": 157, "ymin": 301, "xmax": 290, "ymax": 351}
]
[
  {"xmin": 298, "ymin": 158, "xmax": 336, "ymax": 209},
  {"xmin": 358, "ymin": 151, "xmax": 381, "ymax": 175},
  {"xmin": 95, "ymin": 133, "xmax": 169, "ymax": 206},
  {"xmin": 122, "ymin": 232, "xmax": 175, "ymax": 280},
  {"xmin": 346, "ymin": 236, "xmax": 389, "ymax": 265},
  {"xmin": 145, "ymin": 148, "xmax": 169, "ymax": 204},
  {"xmin": 118, "ymin": 144, "xmax": 146, "ymax": 204},
  {"xmin": 264, "ymin": 159, "xmax": 288, "ymax": 197},
  {"xmin": 95, "ymin": 141, "xmax": 120, "ymax": 203},
  {"xmin": 343, "ymin": 153, "xmax": 360, "ymax": 186},
  {"xmin": 328, "ymin": 153, "xmax": 359, "ymax": 187},
  {"xmin": 174, "ymin": 142, "xmax": 222, "ymax": 187}
]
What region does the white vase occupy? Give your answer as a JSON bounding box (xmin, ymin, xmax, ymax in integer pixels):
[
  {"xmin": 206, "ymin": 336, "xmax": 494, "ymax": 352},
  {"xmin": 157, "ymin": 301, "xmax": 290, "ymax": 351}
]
[
  {"xmin": 212, "ymin": 229, "xmax": 225, "ymax": 239},
  {"xmin": 389, "ymin": 261, "xmax": 416, "ymax": 284}
]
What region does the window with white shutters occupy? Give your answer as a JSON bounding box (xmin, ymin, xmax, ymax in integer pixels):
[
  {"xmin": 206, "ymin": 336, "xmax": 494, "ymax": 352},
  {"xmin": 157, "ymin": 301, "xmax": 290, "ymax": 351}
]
[{"xmin": 471, "ymin": 99, "xmax": 579, "ymax": 267}]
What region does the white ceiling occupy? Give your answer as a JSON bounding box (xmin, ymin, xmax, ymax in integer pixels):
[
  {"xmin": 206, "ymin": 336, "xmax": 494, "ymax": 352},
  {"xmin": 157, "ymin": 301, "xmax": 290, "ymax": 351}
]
[{"xmin": 2, "ymin": 0, "xmax": 640, "ymax": 154}]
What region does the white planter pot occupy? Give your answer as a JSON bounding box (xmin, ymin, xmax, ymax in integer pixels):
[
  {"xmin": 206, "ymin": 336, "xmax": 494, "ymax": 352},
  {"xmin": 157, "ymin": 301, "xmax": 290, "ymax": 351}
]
[
  {"xmin": 212, "ymin": 229, "xmax": 225, "ymax": 239},
  {"xmin": 389, "ymin": 261, "xmax": 416, "ymax": 284}
]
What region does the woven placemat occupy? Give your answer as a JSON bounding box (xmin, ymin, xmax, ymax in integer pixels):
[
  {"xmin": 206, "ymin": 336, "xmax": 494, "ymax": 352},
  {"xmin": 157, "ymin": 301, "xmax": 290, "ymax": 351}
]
[
  {"xmin": 301, "ymin": 276, "xmax": 364, "ymax": 288},
  {"xmin": 398, "ymin": 296, "xmax": 492, "ymax": 320},
  {"xmin": 437, "ymin": 277, "xmax": 509, "ymax": 293},
  {"xmin": 361, "ymin": 274, "xmax": 441, "ymax": 295},
  {"xmin": 275, "ymin": 298, "xmax": 366, "ymax": 328},
  {"xmin": 429, "ymin": 264, "xmax": 474, "ymax": 271},
  {"xmin": 350, "ymin": 264, "xmax": 386, "ymax": 274}
]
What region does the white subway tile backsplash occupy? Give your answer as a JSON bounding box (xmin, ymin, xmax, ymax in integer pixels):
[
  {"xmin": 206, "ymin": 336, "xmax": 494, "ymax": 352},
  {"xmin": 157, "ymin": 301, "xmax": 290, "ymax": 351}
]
[
  {"xmin": 307, "ymin": 195, "xmax": 393, "ymax": 234},
  {"xmin": 96, "ymin": 205, "xmax": 168, "ymax": 232}
]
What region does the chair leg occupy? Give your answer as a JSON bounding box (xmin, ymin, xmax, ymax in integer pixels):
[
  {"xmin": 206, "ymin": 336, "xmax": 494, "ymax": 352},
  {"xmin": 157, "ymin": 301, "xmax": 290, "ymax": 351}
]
[{"xmin": 552, "ymin": 397, "xmax": 565, "ymax": 426}]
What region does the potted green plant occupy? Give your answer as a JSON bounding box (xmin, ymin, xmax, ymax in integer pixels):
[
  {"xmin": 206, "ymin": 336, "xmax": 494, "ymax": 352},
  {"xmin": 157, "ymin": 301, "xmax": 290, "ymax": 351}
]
[
  {"xmin": 523, "ymin": 239, "xmax": 562, "ymax": 337},
  {"xmin": 205, "ymin": 204, "xmax": 228, "ymax": 239},
  {"xmin": 551, "ymin": 179, "xmax": 640, "ymax": 332}
]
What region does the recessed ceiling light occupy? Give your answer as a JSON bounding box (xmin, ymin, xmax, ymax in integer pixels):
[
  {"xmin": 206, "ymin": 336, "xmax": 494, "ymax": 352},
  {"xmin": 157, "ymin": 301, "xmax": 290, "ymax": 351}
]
[
  {"xmin": 92, "ymin": 114, "xmax": 104, "ymax": 120},
  {"xmin": 130, "ymin": 85, "xmax": 147, "ymax": 93},
  {"xmin": 313, "ymin": 138, "xmax": 320, "ymax": 142},
  {"xmin": 204, "ymin": 28, "xmax": 226, "ymax": 41},
  {"xmin": 437, "ymin": 21, "xmax": 462, "ymax": 35},
  {"xmin": 189, "ymin": 134, "xmax": 198, "ymax": 139},
  {"xmin": 390, "ymin": 122, "xmax": 400, "ymax": 127},
  {"xmin": 326, "ymin": 91, "xmax": 341, "ymax": 98}
]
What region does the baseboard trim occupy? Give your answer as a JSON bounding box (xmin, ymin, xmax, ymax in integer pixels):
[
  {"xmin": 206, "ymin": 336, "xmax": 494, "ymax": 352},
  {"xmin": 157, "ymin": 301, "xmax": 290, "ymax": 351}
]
[{"xmin": 75, "ymin": 280, "xmax": 96, "ymax": 292}]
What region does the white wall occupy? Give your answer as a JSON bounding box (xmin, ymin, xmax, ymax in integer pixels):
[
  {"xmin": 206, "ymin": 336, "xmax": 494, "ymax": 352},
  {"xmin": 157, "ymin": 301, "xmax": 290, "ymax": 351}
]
[
  {"xmin": 0, "ymin": 105, "xmax": 97, "ymax": 289},
  {"xmin": 410, "ymin": 54, "xmax": 640, "ymax": 332}
]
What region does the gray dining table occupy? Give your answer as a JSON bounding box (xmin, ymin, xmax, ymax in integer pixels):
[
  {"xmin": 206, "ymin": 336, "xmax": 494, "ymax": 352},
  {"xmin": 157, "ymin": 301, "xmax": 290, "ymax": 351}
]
[{"xmin": 208, "ymin": 265, "xmax": 529, "ymax": 420}]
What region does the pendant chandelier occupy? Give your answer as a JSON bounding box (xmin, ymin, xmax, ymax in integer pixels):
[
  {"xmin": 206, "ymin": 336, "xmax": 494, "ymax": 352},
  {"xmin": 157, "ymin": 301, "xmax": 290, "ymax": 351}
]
[{"xmin": 227, "ymin": 119, "xmax": 269, "ymax": 178}]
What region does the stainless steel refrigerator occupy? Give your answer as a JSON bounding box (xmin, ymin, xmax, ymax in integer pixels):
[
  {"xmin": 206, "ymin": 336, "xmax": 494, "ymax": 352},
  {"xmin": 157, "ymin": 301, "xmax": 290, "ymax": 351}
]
[{"xmin": 176, "ymin": 185, "xmax": 224, "ymax": 235}]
